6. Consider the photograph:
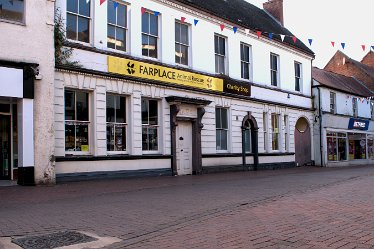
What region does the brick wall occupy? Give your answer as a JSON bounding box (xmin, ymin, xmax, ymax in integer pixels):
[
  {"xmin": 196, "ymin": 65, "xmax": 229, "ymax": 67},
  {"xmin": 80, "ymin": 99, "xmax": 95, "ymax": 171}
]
[{"xmin": 361, "ymin": 51, "xmax": 374, "ymax": 67}]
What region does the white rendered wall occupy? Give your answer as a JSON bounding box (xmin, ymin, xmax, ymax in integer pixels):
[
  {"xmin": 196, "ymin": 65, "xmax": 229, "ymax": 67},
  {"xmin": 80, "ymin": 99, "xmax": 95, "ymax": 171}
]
[
  {"xmin": 18, "ymin": 99, "xmax": 34, "ymax": 168},
  {"xmin": 0, "ymin": 0, "xmax": 55, "ymax": 184},
  {"xmin": 0, "ymin": 67, "xmax": 23, "ymax": 98}
]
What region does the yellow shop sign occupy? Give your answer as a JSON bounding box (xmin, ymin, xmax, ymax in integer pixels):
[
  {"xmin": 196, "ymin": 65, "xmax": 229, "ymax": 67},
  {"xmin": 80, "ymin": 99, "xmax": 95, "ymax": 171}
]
[{"xmin": 108, "ymin": 56, "xmax": 223, "ymax": 92}]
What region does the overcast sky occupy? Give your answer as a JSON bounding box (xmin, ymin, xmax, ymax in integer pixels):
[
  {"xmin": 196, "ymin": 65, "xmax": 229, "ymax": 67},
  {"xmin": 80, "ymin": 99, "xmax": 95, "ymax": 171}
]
[{"xmin": 246, "ymin": 0, "xmax": 374, "ymax": 68}]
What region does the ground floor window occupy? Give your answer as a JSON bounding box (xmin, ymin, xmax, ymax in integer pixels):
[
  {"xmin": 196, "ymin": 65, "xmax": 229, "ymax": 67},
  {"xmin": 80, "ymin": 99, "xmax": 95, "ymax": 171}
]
[
  {"xmin": 106, "ymin": 94, "xmax": 127, "ymax": 152},
  {"xmin": 141, "ymin": 98, "xmax": 159, "ymax": 151},
  {"xmin": 243, "ymin": 120, "xmax": 251, "ymax": 153},
  {"xmin": 327, "ymin": 132, "xmax": 347, "ymax": 161},
  {"xmin": 65, "ymin": 90, "xmax": 90, "ymax": 153},
  {"xmin": 368, "ymin": 135, "xmax": 374, "ymax": 159},
  {"xmin": 348, "ymin": 133, "xmax": 366, "ymax": 160}
]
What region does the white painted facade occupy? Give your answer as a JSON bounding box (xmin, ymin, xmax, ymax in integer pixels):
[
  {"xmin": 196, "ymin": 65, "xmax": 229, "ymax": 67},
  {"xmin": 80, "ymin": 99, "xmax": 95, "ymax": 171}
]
[
  {"xmin": 313, "ymin": 82, "xmax": 374, "ymax": 167},
  {"xmin": 0, "ymin": 0, "xmax": 55, "ymax": 184},
  {"xmin": 54, "ymin": 0, "xmax": 315, "ymax": 178}
]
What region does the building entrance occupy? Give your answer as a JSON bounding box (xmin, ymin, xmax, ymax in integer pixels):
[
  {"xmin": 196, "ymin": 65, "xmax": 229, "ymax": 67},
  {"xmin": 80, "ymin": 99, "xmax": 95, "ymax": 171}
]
[{"xmin": 0, "ymin": 114, "xmax": 11, "ymax": 180}]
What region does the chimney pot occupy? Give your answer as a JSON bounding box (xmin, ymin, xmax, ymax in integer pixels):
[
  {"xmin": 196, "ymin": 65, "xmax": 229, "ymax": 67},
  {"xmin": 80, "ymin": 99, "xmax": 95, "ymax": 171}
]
[{"xmin": 263, "ymin": 0, "xmax": 284, "ymax": 26}]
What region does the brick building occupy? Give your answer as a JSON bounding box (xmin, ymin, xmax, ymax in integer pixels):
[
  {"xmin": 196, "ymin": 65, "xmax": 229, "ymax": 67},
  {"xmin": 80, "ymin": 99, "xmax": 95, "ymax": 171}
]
[{"xmin": 324, "ymin": 50, "xmax": 374, "ymax": 91}]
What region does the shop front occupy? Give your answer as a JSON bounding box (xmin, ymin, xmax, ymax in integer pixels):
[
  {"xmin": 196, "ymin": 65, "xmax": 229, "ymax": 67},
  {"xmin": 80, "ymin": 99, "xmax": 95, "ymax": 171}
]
[
  {"xmin": 325, "ymin": 118, "xmax": 374, "ymax": 166},
  {"xmin": 0, "ymin": 61, "xmax": 37, "ymax": 185}
]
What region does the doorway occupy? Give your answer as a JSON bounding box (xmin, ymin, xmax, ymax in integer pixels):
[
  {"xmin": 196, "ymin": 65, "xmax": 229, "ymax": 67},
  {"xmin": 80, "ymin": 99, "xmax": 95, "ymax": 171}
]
[
  {"xmin": 295, "ymin": 117, "xmax": 312, "ymax": 166},
  {"xmin": 0, "ymin": 114, "xmax": 11, "ymax": 180},
  {"xmin": 176, "ymin": 121, "xmax": 193, "ymax": 175}
]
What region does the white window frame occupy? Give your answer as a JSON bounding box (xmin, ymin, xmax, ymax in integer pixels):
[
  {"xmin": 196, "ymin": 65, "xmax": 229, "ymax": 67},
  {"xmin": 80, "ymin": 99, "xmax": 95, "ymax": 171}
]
[
  {"xmin": 270, "ymin": 53, "xmax": 280, "ymax": 87},
  {"xmin": 64, "ymin": 89, "xmax": 91, "ymax": 155},
  {"xmin": 330, "ymin": 92, "xmax": 336, "ymax": 114},
  {"xmin": 141, "ymin": 98, "xmax": 160, "ymax": 153},
  {"xmin": 0, "ymin": 0, "xmax": 25, "ymax": 24},
  {"xmin": 214, "ymin": 34, "xmax": 227, "ymax": 75},
  {"xmin": 106, "ymin": 94, "xmax": 128, "ymax": 154},
  {"xmin": 66, "ymin": 0, "xmax": 92, "ymax": 44},
  {"xmin": 294, "ymin": 61, "xmax": 302, "ymax": 92},
  {"xmin": 263, "ymin": 112, "xmax": 268, "ymax": 152},
  {"xmin": 284, "ymin": 115, "xmax": 289, "ymax": 152},
  {"xmin": 216, "ymin": 107, "xmax": 229, "ymax": 152},
  {"xmin": 175, "ymin": 20, "xmax": 190, "ymax": 67},
  {"xmin": 107, "ymin": 0, "xmax": 128, "ymax": 52},
  {"xmin": 141, "ymin": 10, "xmax": 160, "ymax": 59},
  {"xmin": 271, "ymin": 113, "xmax": 280, "ymax": 151},
  {"xmin": 240, "ymin": 43, "xmax": 252, "ymax": 81}
]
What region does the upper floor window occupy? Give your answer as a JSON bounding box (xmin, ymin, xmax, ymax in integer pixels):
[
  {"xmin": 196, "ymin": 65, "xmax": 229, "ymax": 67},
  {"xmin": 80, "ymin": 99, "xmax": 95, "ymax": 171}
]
[
  {"xmin": 106, "ymin": 94, "xmax": 127, "ymax": 152},
  {"xmin": 0, "ymin": 0, "xmax": 24, "ymax": 23},
  {"xmin": 175, "ymin": 21, "xmax": 189, "ymax": 66},
  {"xmin": 142, "ymin": 11, "xmax": 158, "ymax": 58},
  {"xmin": 67, "ymin": 0, "xmax": 91, "ymax": 43},
  {"xmin": 216, "ymin": 107, "xmax": 228, "ymax": 151},
  {"xmin": 352, "ymin": 98, "xmax": 358, "ymax": 117},
  {"xmin": 270, "ymin": 53, "xmax": 279, "ymax": 86},
  {"xmin": 294, "ymin": 62, "xmax": 302, "ymax": 91},
  {"xmin": 141, "ymin": 98, "xmax": 159, "ymax": 151},
  {"xmin": 65, "ymin": 89, "xmax": 90, "ymax": 153},
  {"xmin": 214, "ymin": 34, "xmax": 227, "ymax": 74},
  {"xmin": 107, "ymin": 0, "xmax": 127, "ymax": 52},
  {"xmin": 240, "ymin": 43, "xmax": 252, "ymax": 80},
  {"xmin": 330, "ymin": 92, "xmax": 336, "ymax": 114}
]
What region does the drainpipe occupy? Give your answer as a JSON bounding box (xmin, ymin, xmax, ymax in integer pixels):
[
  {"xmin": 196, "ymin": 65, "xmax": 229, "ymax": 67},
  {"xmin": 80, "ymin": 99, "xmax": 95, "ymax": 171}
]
[
  {"xmin": 318, "ymin": 87, "xmax": 324, "ymax": 167},
  {"xmin": 241, "ymin": 126, "xmax": 247, "ymax": 170}
]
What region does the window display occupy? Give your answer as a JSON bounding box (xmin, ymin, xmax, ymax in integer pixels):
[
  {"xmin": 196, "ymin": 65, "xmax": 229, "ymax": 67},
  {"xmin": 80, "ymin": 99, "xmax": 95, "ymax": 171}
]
[{"xmin": 348, "ymin": 133, "xmax": 366, "ymax": 160}]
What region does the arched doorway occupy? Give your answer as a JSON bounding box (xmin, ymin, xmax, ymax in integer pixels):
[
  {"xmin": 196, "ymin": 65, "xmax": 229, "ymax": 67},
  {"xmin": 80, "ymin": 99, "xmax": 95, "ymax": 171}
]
[
  {"xmin": 295, "ymin": 117, "xmax": 312, "ymax": 166},
  {"xmin": 241, "ymin": 112, "xmax": 258, "ymax": 170}
]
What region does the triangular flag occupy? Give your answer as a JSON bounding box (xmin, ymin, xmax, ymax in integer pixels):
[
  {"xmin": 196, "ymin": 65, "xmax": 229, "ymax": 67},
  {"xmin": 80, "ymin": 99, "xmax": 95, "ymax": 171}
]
[
  {"xmin": 194, "ymin": 19, "xmax": 199, "ymax": 26},
  {"xmin": 233, "ymin": 27, "xmax": 238, "ymax": 34},
  {"xmin": 362, "ymin": 45, "xmax": 366, "ymax": 51},
  {"xmin": 181, "ymin": 17, "xmax": 186, "ymax": 24},
  {"xmin": 268, "ymin": 33, "xmax": 273, "ymax": 40},
  {"xmin": 280, "ymin": 35, "xmax": 285, "ymax": 42},
  {"xmin": 100, "ymin": 0, "xmax": 105, "ymax": 5},
  {"xmin": 141, "ymin": 7, "xmax": 146, "ymax": 15},
  {"xmin": 308, "ymin": 39, "xmax": 313, "ymax": 46},
  {"xmin": 292, "ymin": 36, "xmax": 297, "ymax": 44},
  {"xmin": 220, "ymin": 24, "xmax": 225, "ymax": 31},
  {"xmin": 256, "ymin": 31, "xmax": 262, "ymax": 39},
  {"xmin": 154, "ymin": 11, "xmax": 160, "ymax": 17},
  {"xmin": 341, "ymin": 43, "xmax": 346, "ymax": 49},
  {"xmin": 113, "ymin": 1, "xmax": 119, "ymax": 8},
  {"xmin": 371, "ymin": 46, "xmax": 374, "ymax": 51},
  {"xmin": 245, "ymin": 29, "xmax": 249, "ymax": 35},
  {"xmin": 331, "ymin": 41, "xmax": 335, "ymax": 47}
]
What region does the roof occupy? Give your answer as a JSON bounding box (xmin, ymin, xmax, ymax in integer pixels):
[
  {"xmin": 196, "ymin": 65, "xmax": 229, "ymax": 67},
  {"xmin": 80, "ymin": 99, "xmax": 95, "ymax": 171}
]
[
  {"xmin": 171, "ymin": 0, "xmax": 314, "ymax": 56},
  {"xmin": 312, "ymin": 67, "xmax": 373, "ymax": 97}
]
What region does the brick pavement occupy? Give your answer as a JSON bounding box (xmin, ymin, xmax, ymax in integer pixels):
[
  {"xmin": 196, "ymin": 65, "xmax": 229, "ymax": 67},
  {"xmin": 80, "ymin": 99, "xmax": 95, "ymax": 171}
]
[{"xmin": 2, "ymin": 166, "xmax": 374, "ymax": 248}]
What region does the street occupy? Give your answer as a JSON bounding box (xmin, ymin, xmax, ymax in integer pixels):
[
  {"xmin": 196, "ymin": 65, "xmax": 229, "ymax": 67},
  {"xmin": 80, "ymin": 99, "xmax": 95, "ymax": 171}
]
[{"xmin": 2, "ymin": 166, "xmax": 374, "ymax": 248}]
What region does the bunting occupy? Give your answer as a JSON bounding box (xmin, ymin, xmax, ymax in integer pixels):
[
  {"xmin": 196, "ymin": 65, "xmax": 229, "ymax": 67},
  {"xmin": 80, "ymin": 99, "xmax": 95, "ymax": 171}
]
[
  {"xmin": 341, "ymin": 43, "xmax": 346, "ymax": 49},
  {"xmin": 308, "ymin": 39, "xmax": 313, "ymax": 46},
  {"xmin": 220, "ymin": 24, "xmax": 225, "ymax": 31},
  {"xmin": 256, "ymin": 31, "xmax": 262, "ymax": 39},
  {"xmin": 331, "ymin": 41, "xmax": 335, "ymax": 47},
  {"xmin": 233, "ymin": 27, "xmax": 238, "ymax": 34},
  {"xmin": 181, "ymin": 17, "xmax": 186, "ymax": 24},
  {"xmin": 194, "ymin": 19, "xmax": 199, "ymax": 26},
  {"xmin": 100, "ymin": 0, "xmax": 105, "ymax": 5},
  {"xmin": 268, "ymin": 32, "xmax": 273, "ymax": 40}
]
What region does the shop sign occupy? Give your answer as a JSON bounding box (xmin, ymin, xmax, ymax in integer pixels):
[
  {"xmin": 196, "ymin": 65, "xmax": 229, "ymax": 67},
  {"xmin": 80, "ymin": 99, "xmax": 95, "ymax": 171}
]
[
  {"xmin": 348, "ymin": 118, "xmax": 369, "ymax": 130},
  {"xmin": 108, "ymin": 56, "xmax": 223, "ymax": 92},
  {"xmin": 223, "ymin": 80, "xmax": 251, "ymax": 96}
]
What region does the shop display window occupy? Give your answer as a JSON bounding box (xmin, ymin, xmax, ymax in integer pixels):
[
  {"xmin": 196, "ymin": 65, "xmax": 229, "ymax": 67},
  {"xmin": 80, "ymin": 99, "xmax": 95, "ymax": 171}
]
[
  {"xmin": 367, "ymin": 135, "xmax": 374, "ymax": 159},
  {"xmin": 106, "ymin": 94, "xmax": 127, "ymax": 152},
  {"xmin": 327, "ymin": 132, "xmax": 347, "ymax": 161},
  {"xmin": 348, "ymin": 133, "xmax": 366, "ymax": 160}
]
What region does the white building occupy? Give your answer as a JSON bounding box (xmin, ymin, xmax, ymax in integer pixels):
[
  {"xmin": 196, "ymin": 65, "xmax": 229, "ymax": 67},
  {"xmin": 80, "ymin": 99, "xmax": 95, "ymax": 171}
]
[
  {"xmin": 54, "ymin": 0, "xmax": 315, "ymax": 181},
  {"xmin": 313, "ymin": 67, "xmax": 374, "ymax": 167},
  {"xmin": 0, "ymin": 0, "xmax": 55, "ymax": 184}
]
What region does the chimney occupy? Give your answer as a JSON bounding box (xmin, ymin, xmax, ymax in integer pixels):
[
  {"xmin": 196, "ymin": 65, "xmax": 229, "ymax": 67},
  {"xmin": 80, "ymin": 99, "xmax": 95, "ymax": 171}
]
[{"xmin": 263, "ymin": 0, "xmax": 284, "ymax": 26}]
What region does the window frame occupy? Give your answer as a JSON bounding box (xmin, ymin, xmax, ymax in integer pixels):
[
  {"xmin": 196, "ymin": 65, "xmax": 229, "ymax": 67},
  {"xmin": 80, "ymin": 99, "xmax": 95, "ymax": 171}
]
[
  {"xmin": 294, "ymin": 61, "xmax": 302, "ymax": 92},
  {"xmin": 107, "ymin": 0, "xmax": 128, "ymax": 52},
  {"xmin": 66, "ymin": 0, "xmax": 92, "ymax": 44},
  {"xmin": 271, "ymin": 113, "xmax": 280, "ymax": 151},
  {"xmin": 270, "ymin": 53, "xmax": 280, "ymax": 87},
  {"xmin": 352, "ymin": 97, "xmax": 358, "ymax": 117},
  {"xmin": 263, "ymin": 112, "xmax": 268, "ymax": 152},
  {"xmin": 64, "ymin": 89, "xmax": 91, "ymax": 155},
  {"xmin": 284, "ymin": 115, "xmax": 289, "ymax": 152},
  {"xmin": 106, "ymin": 94, "xmax": 128, "ymax": 154},
  {"xmin": 0, "ymin": 0, "xmax": 25, "ymax": 24},
  {"xmin": 330, "ymin": 92, "xmax": 336, "ymax": 114},
  {"xmin": 215, "ymin": 107, "xmax": 229, "ymax": 152},
  {"xmin": 141, "ymin": 10, "xmax": 160, "ymax": 59},
  {"xmin": 141, "ymin": 98, "xmax": 160, "ymax": 153},
  {"xmin": 240, "ymin": 42, "xmax": 252, "ymax": 81},
  {"xmin": 175, "ymin": 20, "xmax": 190, "ymax": 67},
  {"xmin": 214, "ymin": 34, "xmax": 227, "ymax": 75}
]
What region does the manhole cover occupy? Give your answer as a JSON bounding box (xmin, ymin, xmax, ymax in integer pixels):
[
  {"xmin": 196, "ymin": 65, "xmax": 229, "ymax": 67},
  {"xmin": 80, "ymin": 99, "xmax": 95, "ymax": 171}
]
[{"xmin": 12, "ymin": 231, "xmax": 98, "ymax": 249}]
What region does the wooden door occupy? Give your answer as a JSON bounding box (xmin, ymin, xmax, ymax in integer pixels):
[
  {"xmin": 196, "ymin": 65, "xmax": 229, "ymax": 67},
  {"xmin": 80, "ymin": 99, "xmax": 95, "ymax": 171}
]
[{"xmin": 176, "ymin": 121, "xmax": 193, "ymax": 175}]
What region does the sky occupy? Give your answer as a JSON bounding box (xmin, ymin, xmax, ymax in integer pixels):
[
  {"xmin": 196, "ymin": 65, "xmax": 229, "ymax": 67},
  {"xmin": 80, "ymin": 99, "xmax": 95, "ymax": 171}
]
[{"xmin": 246, "ymin": 0, "xmax": 374, "ymax": 68}]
